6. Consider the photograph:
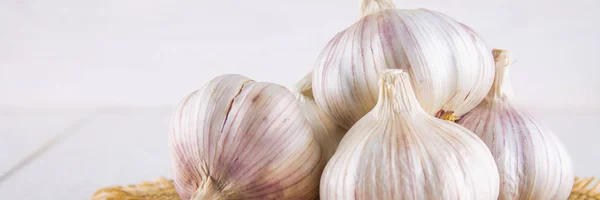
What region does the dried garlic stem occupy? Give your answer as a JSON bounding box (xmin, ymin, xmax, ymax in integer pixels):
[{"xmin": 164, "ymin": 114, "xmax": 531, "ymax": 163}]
[
  {"xmin": 361, "ymin": 0, "xmax": 396, "ymax": 17},
  {"xmin": 296, "ymin": 72, "xmax": 314, "ymax": 98},
  {"xmin": 377, "ymin": 69, "xmax": 420, "ymax": 114},
  {"xmin": 488, "ymin": 49, "xmax": 515, "ymax": 100}
]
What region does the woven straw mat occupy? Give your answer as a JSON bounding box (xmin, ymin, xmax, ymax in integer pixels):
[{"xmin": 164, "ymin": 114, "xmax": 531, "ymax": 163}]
[{"xmin": 91, "ymin": 176, "xmax": 600, "ymax": 200}]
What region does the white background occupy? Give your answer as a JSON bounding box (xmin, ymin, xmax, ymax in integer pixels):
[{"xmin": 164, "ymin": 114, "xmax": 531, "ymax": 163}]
[{"xmin": 1, "ymin": 0, "xmax": 599, "ymax": 199}]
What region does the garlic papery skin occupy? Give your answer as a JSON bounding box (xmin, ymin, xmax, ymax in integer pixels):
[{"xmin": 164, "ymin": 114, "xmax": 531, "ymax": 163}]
[
  {"xmin": 320, "ymin": 69, "xmax": 499, "ymax": 200},
  {"xmin": 295, "ymin": 72, "xmax": 346, "ymax": 165},
  {"xmin": 457, "ymin": 49, "xmax": 574, "ymax": 200},
  {"xmin": 169, "ymin": 74, "xmax": 322, "ymax": 200},
  {"xmin": 312, "ymin": 0, "xmax": 494, "ymax": 129}
]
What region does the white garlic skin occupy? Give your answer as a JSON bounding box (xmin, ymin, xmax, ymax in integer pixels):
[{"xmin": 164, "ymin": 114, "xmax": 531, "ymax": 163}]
[
  {"xmin": 457, "ymin": 50, "xmax": 574, "ymax": 200},
  {"xmin": 295, "ymin": 72, "xmax": 346, "ymax": 164},
  {"xmin": 169, "ymin": 74, "xmax": 322, "ymax": 200},
  {"xmin": 320, "ymin": 69, "xmax": 499, "ymax": 200},
  {"xmin": 313, "ymin": 7, "xmax": 494, "ymax": 129}
]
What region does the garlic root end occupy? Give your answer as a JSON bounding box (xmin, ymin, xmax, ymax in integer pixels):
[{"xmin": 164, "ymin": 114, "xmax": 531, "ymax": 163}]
[{"xmin": 193, "ymin": 177, "xmax": 227, "ymax": 200}]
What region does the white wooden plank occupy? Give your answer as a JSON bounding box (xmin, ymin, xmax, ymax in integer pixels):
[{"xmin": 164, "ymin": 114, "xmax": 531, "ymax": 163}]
[
  {"xmin": 0, "ymin": 107, "xmax": 173, "ymax": 199},
  {"xmin": 0, "ymin": 108, "xmax": 91, "ymax": 181}
]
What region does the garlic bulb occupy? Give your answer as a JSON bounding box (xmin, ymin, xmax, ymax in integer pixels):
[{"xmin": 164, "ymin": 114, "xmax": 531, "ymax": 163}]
[
  {"xmin": 320, "ymin": 69, "xmax": 499, "ymax": 200},
  {"xmin": 169, "ymin": 74, "xmax": 322, "ymax": 200},
  {"xmin": 313, "ymin": 0, "xmax": 494, "ymax": 129},
  {"xmin": 457, "ymin": 49, "xmax": 574, "ymax": 200},
  {"xmin": 295, "ymin": 72, "xmax": 346, "ymax": 164}
]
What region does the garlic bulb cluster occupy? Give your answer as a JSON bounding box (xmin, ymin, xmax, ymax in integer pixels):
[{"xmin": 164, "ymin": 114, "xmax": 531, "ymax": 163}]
[
  {"xmin": 166, "ymin": 0, "xmax": 577, "ymax": 199},
  {"xmin": 295, "ymin": 72, "xmax": 346, "ymax": 164},
  {"xmin": 313, "ymin": 0, "xmax": 494, "ymax": 129},
  {"xmin": 457, "ymin": 49, "xmax": 574, "ymax": 200},
  {"xmin": 169, "ymin": 74, "xmax": 322, "ymax": 200},
  {"xmin": 320, "ymin": 69, "xmax": 499, "ymax": 199}
]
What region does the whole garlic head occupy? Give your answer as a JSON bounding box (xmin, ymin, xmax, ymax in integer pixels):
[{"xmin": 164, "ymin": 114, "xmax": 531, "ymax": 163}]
[
  {"xmin": 313, "ymin": 0, "xmax": 494, "ymax": 129},
  {"xmin": 458, "ymin": 49, "xmax": 574, "ymax": 200},
  {"xmin": 320, "ymin": 69, "xmax": 499, "ymax": 200},
  {"xmin": 169, "ymin": 74, "xmax": 322, "ymax": 200},
  {"xmin": 295, "ymin": 72, "xmax": 346, "ymax": 164}
]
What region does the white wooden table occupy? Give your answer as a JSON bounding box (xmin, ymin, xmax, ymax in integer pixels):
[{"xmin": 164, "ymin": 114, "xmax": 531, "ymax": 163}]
[{"xmin": 0, "ymin": 106, "xmax": 597, "ymax": 199}]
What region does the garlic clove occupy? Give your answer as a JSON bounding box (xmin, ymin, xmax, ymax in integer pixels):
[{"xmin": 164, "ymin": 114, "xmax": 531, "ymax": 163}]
[
  {"xmin": 320, "ymin": 69, "xmax": 499, "ymax": 200},
  {"xmin": 169, "ymin": 74, "xmax": 322, "ymax": 200},
  {"xmin": 295, "ymin": 72, "xmax": 346, "ymax": 165},
  {"xmin": 457, "ymin": 49, "xmax": 574, "ymax": 200},
  {"xmin": 312, "ymin": 1, "xmax": 494, "ymax": 129}
]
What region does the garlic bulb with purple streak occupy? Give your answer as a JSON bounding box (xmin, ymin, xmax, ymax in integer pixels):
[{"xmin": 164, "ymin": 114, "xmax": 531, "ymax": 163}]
[
  {"xmin": 295, "ymin": 72, "xmax": 346, "ymax": 164},
  {"xmin": 169, "ymin": 74, "xmax": 322, "ymax": 200},
  {"xmin": 457, "ymin": 49, "xmax": 574, "ymax": 200},
  {"xmin": 320, "ymin": 69, "xmax": 499, "ymax": 200},
  {"xmin": 312, "ymin": 0, "xmax": 494, "ymax": 129}
]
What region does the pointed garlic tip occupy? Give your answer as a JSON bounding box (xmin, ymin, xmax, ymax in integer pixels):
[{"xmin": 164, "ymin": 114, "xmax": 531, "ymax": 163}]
[
  {"xmin": 488, "ymin": 49, "xmax": 515, "ymax": 99},
  {"xmin": 492, "ymin": 49, "xmax": 511, "ymax": 68},
  {"xmin": 295, "ymin": 72, "xmax": 314, "ymax": 99},
  {"xmin": 377, "ymin": 69, "xmax": 421, "ymax": 114},
  {"xmin": 379, "ymin": 69, "xmax": 405, "ymax": 89},
  {"xmin": 360, "ymin": 0, "xmax": 396, "ymax": 17}
]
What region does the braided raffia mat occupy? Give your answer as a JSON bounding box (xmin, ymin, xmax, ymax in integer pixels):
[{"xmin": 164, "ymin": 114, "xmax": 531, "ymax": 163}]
[
  {"xmin": 91, "ymin": 177, "xmax": 179, "ymax": 200},
  {"xmin": 570, "ymin": 177, "xmax": 600, "ymax": 200},
  {"xmin": 91, "ymin": 176, "xmax": 599, "ymax": 200}
]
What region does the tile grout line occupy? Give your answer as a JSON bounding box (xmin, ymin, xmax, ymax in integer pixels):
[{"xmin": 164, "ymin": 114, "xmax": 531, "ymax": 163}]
[{"xmin": 0, "ymin": 110, "xmax": 100, "ymax": 185}]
